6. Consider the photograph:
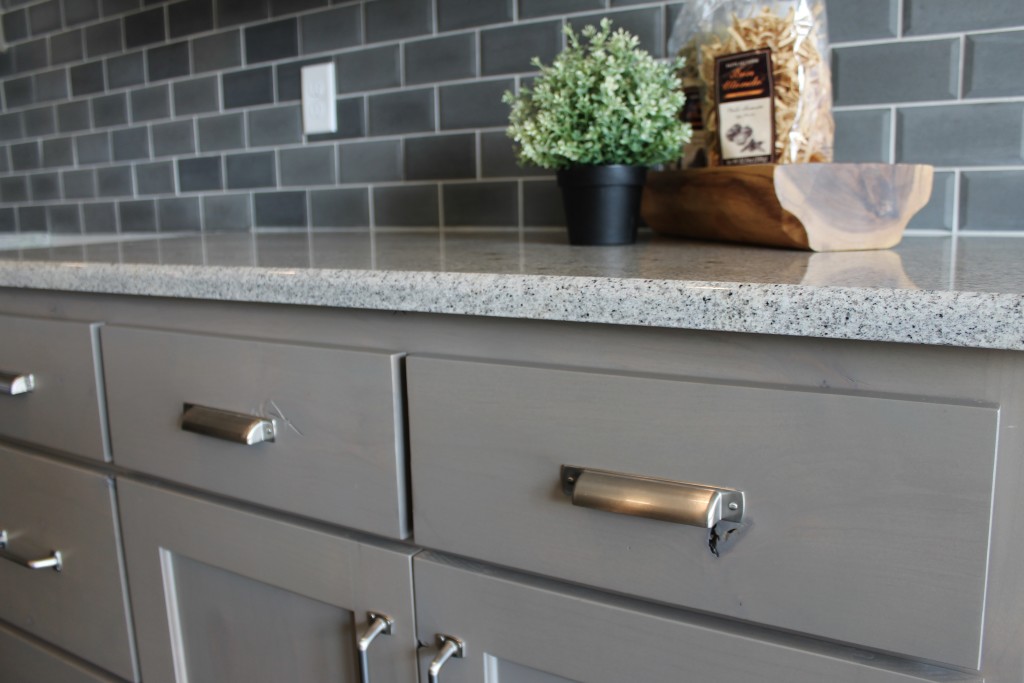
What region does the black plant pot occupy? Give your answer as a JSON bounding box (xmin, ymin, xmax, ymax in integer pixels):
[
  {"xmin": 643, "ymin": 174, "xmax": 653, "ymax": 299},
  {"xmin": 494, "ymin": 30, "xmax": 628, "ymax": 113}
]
[{"xmin": 556, "ymin": 165, "xmax": 648, "ymax": 246}]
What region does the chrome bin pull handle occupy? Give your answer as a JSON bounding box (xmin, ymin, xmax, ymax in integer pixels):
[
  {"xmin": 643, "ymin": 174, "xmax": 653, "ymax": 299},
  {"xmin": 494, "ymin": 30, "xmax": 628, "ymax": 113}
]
[
  {"xmin": 357, "ymin": 612, "xmax": 393, "ymax": 683},
  {"xmin": 428, "ymin": 634, "xmax": 465, "ymax": 683},
  {"xmin": 181, "ymin": 403, "xmax": 276, "ymax": 445},
  {"xmin": 0, "ymin": 371, "xmax": 35, "ymax": 396},
  {"xmin": 0, "ymin": 530, "xmax": 63, "ymax": 572}
]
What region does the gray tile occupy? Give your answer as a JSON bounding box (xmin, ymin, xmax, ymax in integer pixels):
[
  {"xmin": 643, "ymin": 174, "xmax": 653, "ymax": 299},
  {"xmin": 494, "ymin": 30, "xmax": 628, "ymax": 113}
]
[
  {"xmin": 15, "ymin": 38, "xmax": 48, "ymax": 72},
  {"xmin": 310, "ymin": 188, "xmax": 368, "ymax": 227},
  {"xmin": 169, "ymin": 0, "xmax": 213, "ymax": 38},
  {"xmin": 135, "ymin": 161, "xmax": 176, "ymax": 194},
  {"xmin": 0, "ymin": 52, "xmax": 12, "ymax": 80},
  {"xmin": 961, "ymin": 170, "xmax": 1024, "ymax": 230},
  {"xmin": 30, "ymin": 172, "xmax": 60, "ymax": 201},
  {"xmin": 523, "ymin": 179, "xmax": 564, "ymax": 226},
  {"xmin": 907, "ymin": 171, "xmax": 954, "ymax": 230},
  {"xmin": 275, "ymin": 58, "xmax": 330, "ymax": 102},
  {"xmin": 406, "ymin": 34, "xmax": 477, "ymax": 86},
  {"xmin": 113, "ymin": 127, "xmax": 151, "ymax": 160},
  {"xmin": 48, "ymin": 205, "xmax": 82, "ymax": 234},
  {"xmin": 18, "ymin": 206, "xmax": 48, "ymax": 232},
  {"xmin": 365, "ymin": 0, "xmax": 431, "ymax": 43},
  {"xmin": 254, "ymin": 191, "xmax": 307, "ymax": 227},
  {"xmin": 300, "ymin": 6, "xmax": 360, "ymax": 55},
  {"xmin": 833, "ymin": 110, "xmax": 891, "ymax": 163},
  {"xmin": 42, "ymin": 137, "xmax": 74, "ymax": 167},
  {"xmin": 125, "ymin": 7, "xmax": 166, "ymax": 49},
  {"xmin": 119, "ymin": 199, "xmax": 157, "ymax": 232},
  {"xmin": 279, "ymin": 146, "xmax": 336, "ymax": 186},
  {"xmin": 440, "ymin": 78, "xmax": 513, "ymax": 130},
  {"xmin": 23, "ymin": 106, "xmax": 56, "ymax": 137},
  {"xmin": 131, "ymin": 84, "xmax": 171, "ymax": 122},
  {"xmin": 336, "ymin": 45, "xmax": 400, "ymax": 94},
  {"xmin": 96, "ymin": 164, "xmax": 134, "ymax": 196},
  {"xmin": 223, "ymin": 66, "xmax": 274, "ymax": 109},
  {"xmin": 367, "ymin": 89, "xmax": 435, "ymax": 136},
  {"xmin": 245, "ymin": 18, "xmax": 298, "ymax": 64},
  {"xmin": 0, "ymin": 113, "xmax": 25, "ymax": 142},
  {"xmin": 896, "ymin": 103, "xmax": 1024, "ymax": 166},
  {"xmin": 71, "ymin": 61, "xmax": 105, "ymax": 96},
  {"xmin": 11, "ymin": 142, "xmax": 41, "ymax": 171},
  {"xmin": 568, "ymin": 8, "xmax": 664, "ymax": 57},
  {"xmin": 0, "ymin": 147, "xmax": 7, "ymax": 174},
  {"xmin": 152, "ymin": 119, "xmax": 195, "ymax": 157},
  {"xmin": 834, "ymin": 40, "xmax": 960, "ymax": 106},
  {"xmin": 825, "ymin": 0, "xmax": 897, "ymax": 42},
  {"xmin": 0, "ymin": 177, "xmax": 29, "ymax": 203},
  {"xmin": 198, "ymin": 113, "xmax": 245, "ymax": 151},
  {"xmin": 148, "ymin": 42, "xmax": 191, "ymax": 82},
  {"xmin": 4, "ymin": 77, "xmax": 33, "ymax": 109},
  {"xmin": 193, "ymin": 30, "xmax": 242, "ymax": 73},
  {"xmin": 0, "ymin": 209, "xmax": 15, "ymax": 233},
  {"xmin": 76, "ymin": 132, "xmax": 111, "ymax": 164},
  {"xmin": 57, "ymin": 101, "xmax": 91, "ymax": 132},
  {"xmin": 158, "ymin": 196, "xmax": 202, "ymax": 231},
  {"xmin": 65, "ymin": 0, "xmax": 101, "ymax": 26},
  {"xmin": 481, "ymin": 131, "xmax": 550, "ymax": 177},
  {"xmin": 443, "ymin": 181, "xmax": 518, "ymax": 226},
  {"xmin": 438, "ymin": 0, "xmax": 513, "ymax": 31},
  {"xmin": 92, "ymin": 93, "xmax": 128, "ymax": 127},
  {"xmin": 226, "ymin": 151, "xmax": 277, "ymax": 188},
  {"xmin": 178, "ymin": 156, "xmax": 223, "ymax": 191},
  {"xmin": 217, "ymin": 0, "xmax": 269, "ymax": 28},
  {"xmin": 405, "ymin": 134, "xmax": 476, "ymax": 180},
  {"xmin": 29, "ymin": 0, "xmax": 61, "ymax": 34},
  {"xmin": 102, "ymin": 0, "xmax": 140, "ymax": 17},
  {"xmin": 86, "ymin": 19, "xmax": 124, "ymax": 58},
  {"xmin": 965, "ymin": 31, "xmax": 1024, "ymax": 99},
  {"xmin": 63, "ymin": 169, "xmax": 96, "ymax": 199},
  {"xmin": 904, "ymin": 0, "xmax": 1024, "ymax": 35},
  {"xmin": 247, "ymin": 105, "xmax": 302, "ymax": 146},
  {"xmin": 373, "ymin": 184, "xmax": 439, "ymax": 227},
  {"xmin": 203, "ymin": 193, "xmax": 252, "ymax": 231},
  {"xmin": 271, "ymin": 0, "xmax": 327, "ymax": 15},
  {"xmin": 519, "ymin": 0, "xmax": 603, "ymax": 18},
  {"xmin": 35, "ymin": 69, "xmax": 70, "ymax": 102},
  {"xmin": 107, "ymin": 52, "xmax": 146, "ymax": 89},
  {"xmin": 174, "ymin": 76, "xmax": 219, "ymax": 116},
  {"xmin": 482, "ymin": 21, "xmax": 561, "ymax": 75},
  {"xmin": 50, "ymin": 30, "xmax": 85, "ymax": 66},
  {"xmin": 338, "ymin": 140, "xmax": 401, "ymax": 182},
  {"xmin": 2, "ymin": 11, "xmax": 28, "ymax": 45},
  {"xmin": 82, "ymin": 202, "xmax": 117, "ymax": 233},
  {"xmin": 306, "ymin": 97, "xmax": 365, "ymax": 141}
]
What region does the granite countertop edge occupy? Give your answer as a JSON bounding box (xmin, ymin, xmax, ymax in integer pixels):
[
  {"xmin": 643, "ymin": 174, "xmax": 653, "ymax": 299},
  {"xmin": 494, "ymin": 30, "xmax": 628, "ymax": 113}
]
[{"xmin": 1, "ymin": 260, "xmax": 1021, "ymax": 351}]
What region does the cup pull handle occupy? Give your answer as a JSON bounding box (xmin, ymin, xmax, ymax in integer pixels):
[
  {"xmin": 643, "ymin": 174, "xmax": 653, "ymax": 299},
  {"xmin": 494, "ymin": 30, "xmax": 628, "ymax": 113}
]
[
  {"xmin": 0, "ymin": 530, "xmax": 62, "ymax": 572},
  {"xmin": 0, "ymin": 371, "xmax": 35, "ymax": 396},
  {"xmin": 181, "ymin": 403, "xmax": 276, "ymax": 445},
  {"xmin": 357, "ymin": 612, "xmax": 393, "ymax": 683},
  {"xmin": 428, "ymin": 634, "xmax": 465, "ymax": 683},
  {"xmin": 561, "ymin": 465, "xmax": 744, "ymax": 529}
]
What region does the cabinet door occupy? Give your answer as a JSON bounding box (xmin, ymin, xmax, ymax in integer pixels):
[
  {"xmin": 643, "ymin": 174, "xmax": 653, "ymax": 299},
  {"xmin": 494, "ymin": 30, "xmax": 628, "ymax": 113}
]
[
  {"xmin": 118, "ymin": 480, "xmax": 418, "ymax": 683},
  {"xmin": 413, "ymin": 553, "xmax": 978, "ymax": 683},
  {"xmin": 0, "ymin": 622, "xmax": 121, "ymax": 683}
]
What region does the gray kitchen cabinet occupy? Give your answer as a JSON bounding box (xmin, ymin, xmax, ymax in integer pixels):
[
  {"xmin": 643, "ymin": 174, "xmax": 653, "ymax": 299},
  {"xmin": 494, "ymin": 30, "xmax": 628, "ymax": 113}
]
[
  {"xmin": 117, "ymin": 478, "xmax": 419, "ymax": 683},
  {"xmin": 0, "ymin": 622, "xmax": 123, "ymax": 683}
]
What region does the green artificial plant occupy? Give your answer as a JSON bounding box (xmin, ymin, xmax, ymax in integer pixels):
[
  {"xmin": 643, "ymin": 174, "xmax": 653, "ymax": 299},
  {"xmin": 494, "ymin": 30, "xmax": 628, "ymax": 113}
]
[{"xmin": 503, "ymin": 18, "xmax": 692, "ymax": 170}]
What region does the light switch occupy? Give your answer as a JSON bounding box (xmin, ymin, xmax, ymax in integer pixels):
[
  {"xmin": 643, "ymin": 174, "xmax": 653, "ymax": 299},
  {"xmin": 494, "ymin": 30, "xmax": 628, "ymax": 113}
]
[{"xmin": 301, "ymin": 62, "xmax": 337, "ymax": 135}]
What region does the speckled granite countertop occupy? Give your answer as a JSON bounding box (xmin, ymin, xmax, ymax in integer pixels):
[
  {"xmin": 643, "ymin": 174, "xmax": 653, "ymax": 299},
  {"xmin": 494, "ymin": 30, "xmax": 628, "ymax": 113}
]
[{"xmin": 0, "ymin": 229, "xmax": 1022, "ymax": 351}]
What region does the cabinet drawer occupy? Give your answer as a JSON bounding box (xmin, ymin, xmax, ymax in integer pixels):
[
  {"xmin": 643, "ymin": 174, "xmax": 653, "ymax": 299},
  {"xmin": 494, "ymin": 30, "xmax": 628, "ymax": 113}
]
[
  {"xmin": 0, "ymin": 314, "xmax": 106, "ymax": 460},
  {"xmin": 0, "ymin": 446, "xmax": 136, "ymax": 680},
  {"xmin": 0, "ymin": 623, "xmax": 121, "ymax": 683},
  {"xmin": 408, "ymin": 357, "xmax": 998, "ymax": 670},
  {"xmin": 103, "ymin": 326, "xmax": 408, "ymax": 538}
]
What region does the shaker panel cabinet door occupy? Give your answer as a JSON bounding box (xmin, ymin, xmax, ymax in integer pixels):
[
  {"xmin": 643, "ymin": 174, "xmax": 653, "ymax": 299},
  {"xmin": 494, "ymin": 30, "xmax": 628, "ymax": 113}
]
[
  {"xmin": 117, "ymin": 480, "xmax": 419, "ymax": 683},
  {"xmin": 413, "ymin": 553, "xmax": 976, "ymax": 683},
  {"xmin": 0, "ymin": 622, "xmax": 123, "ymax": 683}
]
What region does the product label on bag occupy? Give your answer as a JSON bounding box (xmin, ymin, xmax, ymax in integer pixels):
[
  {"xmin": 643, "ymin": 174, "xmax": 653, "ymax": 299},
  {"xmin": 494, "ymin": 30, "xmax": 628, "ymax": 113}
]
[{"xmin": 715, "ymin": 49, "xmax": 775, "ymax": 166}]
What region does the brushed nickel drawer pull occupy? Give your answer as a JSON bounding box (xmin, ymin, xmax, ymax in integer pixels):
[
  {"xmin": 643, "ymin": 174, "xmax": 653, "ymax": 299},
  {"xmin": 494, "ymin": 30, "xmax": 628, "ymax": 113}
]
[
  {"xmin": 0, "ymin": 530, "xmax": 63, "ymax": 572},
  {"xmin": 357, "ymin": 612, "xmax": 393, "ymax": 683},
  {"xmin": 0, "ymin": 371, "xmax": 35, "ymax": 396},
  {"xmin": 561, "ymin": 465, "xmax": 744, "ymax": 529},
  {"xmin": 428, "ymin": 634, "xmax": 465, "ymax": 683},
  {"xmin": 181, "ymin": 403, "xmax": 276, "ymax": 445}
]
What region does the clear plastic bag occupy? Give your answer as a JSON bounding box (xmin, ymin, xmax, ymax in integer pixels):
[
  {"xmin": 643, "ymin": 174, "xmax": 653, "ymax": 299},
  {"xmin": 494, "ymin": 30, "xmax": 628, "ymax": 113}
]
[{"xmin": 669, "ymin": 0, "xmax": 834, "ymax": 166}]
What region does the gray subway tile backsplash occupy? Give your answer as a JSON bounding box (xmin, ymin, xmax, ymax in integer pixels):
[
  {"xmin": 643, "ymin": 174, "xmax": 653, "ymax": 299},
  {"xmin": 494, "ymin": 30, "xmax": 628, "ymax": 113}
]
[
  {"xmin": 97, "ymin": 165, "xmax": 134, "ymax": 196},
  {"xmin": 481, "ymin": 21, "xmax": 562, "ymax": 76},
  {"xmin": 223, "ymin": 66, "xmax": 274, "ymax": 109},
  {"xmin": 49, "ymin": 205, "xmax": 82, "ymax": 233},
  {"xmin": 203, "ymin": 193, "xmax": 251, "ymax": 231},
  {"xmin": 86, "ymin": 19, "xmax": 124, "ymax": 58},
  {"xmin": 92, "ymin": 93, "xmax": 128, "ymax": 127},
  {"xmin": 523, "ymin": 179, "xmax": 565, "ymax": 227},
  {"xmin": 30, "ymin": 172, "xmax": 60, "ymax": 201},
  {"xmin": 904, "ymin": 0, "xmax": 1024, "ymax": 36},
  {"xmin": 65, "ymin": 0, "xmax": 101, "ymax": 27},
  {"xmin": 76, "ymin": 132, "xmax": 111, "ymax": 164},
  {"xmin": 152, "ymin": 120, "xmax": 196, "ymax": 157},
  {"xmin": 964, "ymin": 31, "xmax": 1024, "ymax": 99},
  {"xmin": 158, "ymin": 196, "xmax": 202, "ymax": 231},
  {"xmin": 173, "ymin": 76, "xmax": 219, "ymax": 116},
  {"xmin": 119, "ymin": 199, "xmax": 157, "ymax": 231},
  {"xmin": 42, "ymin": 137, "xmax": 74, "ymax": 167},
  {"xmin": 29, "ymin": 2, "xmax": 62, "ymax": 36},
  {"xmin": 198, "ymin": 113, "xmax": 245, "ymax": 152},
  {"xmin": 364, "ymin": 0, "xmax": 432, "ymax": 43},
  {"xmin": 405, "ymin": 34, "xmax": 477, "ymax": 86},
  {"xmin": 438, "ymin": 0, "xmax": 513, "ymax": 31},
  {"xmin": 107, "ymin": 52, "xmax": 146, "ymax": 89},
  {"xmin": 311, "ymin": 188, "xmax": 369, "ymax": 227},
  {"xmin": 169, "ymin": 0, "xmax": 214, "ymax": 39},
  {"xmin": 130, "ymin": 84, "xmax": 171, "ymax": 122},
  {"xmin": 245, "ymin": 19, "xmax": 299, "ymax": 65},
  {"xmin": 368, "ymin": 88, "xmax": 435, "ymax": 136},
  {"xmin": 443, "ymin": 181, "xmax": 518, "ymax": 226},
  {"xmin": 440, "ymin": 79, "xmax": 514, "ymax": 130},
  {"xmin": 569, "ymin": 7, "xmax": 664, "ymax": 57},
  {"xmin": 82, "ymin": 201, "xmax": 117, "ymax": 233},
  {"xmin": 300, "ymin": 6, "xmax": 361, "ymax": 55},
  {"xmin": 11, "ymin": 141, "xmax": 41, "ymax": 171},
  {"xmin": 254, "ymin": 190, "xmax": 306, "ymax": 227},
  {"xmin": 247, "ymin": 105, "xmax": 302, "ymax": 147},
  {"xmin": 339, "ymin": 139, "xmax": 402, "ymax": 183},
  {"xmin": 51, "ymin": 30, "xmax": 86, "ymax": 66},
  {"xmin": 57, "ymin": 101, "xmax": 91, "ymax": 133},
  {"xmin": 405, "ymin": 134, "xmax": 476, "ymax": 180},
  {"xmin": 125, "ymin": 8, "xmax": 167, "ymax": 49},
  {"xmin": 226, "ymin": 151, "xmax": 277, "ymax": 189},
  {"xmin": 178, "ymin": 155, "xmax": 222, "ymax": 191},
  {"xmin": 279, "ymin": 146, "xmax": 336, "ymax": 187},
  {"xmin": 35, "ymin": 69, "xmax": 71, "ymax": 103},
  {"xmin": 374, "ymin": 184, "xmax": 439, "ymax": 227},
  {"xmin": 825, "ymin": 0, "xmax": 897, "ymax": 42},
  {"xmin": 336, "ymin": 45, "xmax": 400, "ymax": 94},
  {"xmin": 896, "ymin": 103, "xmax": 1024, "ymax": 166},
  {"xmin": 148, "ymin": 42, "xmax": 191, "ymax": 82},
  {"xmin": 63, "ymin": 169, "xmax": 97, "ymax": 199},
  {"xmin": 481, "ymin": 131, "xmax": 549, "ymax": 178},
  {"xmin": 833, "ymin": 40, "xmax": 960, "ymax": 106},
  {"xmin": 833, "ymin": 110, "xmax": 892, "ymax": 164},
  {"xmin": 961, "ymin": 170, "xmax": 1024, "ymax": 230},
  {"xmin": 23, "ymin": 106, "xmax": 56, "ymax": 137},
  {"xmin": 102, "ymin": 0, "xmax": 141, "ymax": 19},
  {"xmin": 112, "ymin": 127, "xmax": 151, "ymax": 161},
  {"xmin": 71, "ymin": 61, "xmax": 106, "ymax": 96},
  {"xmin": 908, "ymin": 171, "xmax": 955, "ymax": 230},
  {"xmin": 192, "ymin": 30, "xmax": 242, "ymax": 73}
]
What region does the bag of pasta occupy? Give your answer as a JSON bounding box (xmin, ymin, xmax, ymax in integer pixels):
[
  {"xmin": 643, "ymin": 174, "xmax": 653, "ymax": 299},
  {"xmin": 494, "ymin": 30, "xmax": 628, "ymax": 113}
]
[{"xmin": 668, "ymin": 0, "xmax": 834, "ymax": 166}]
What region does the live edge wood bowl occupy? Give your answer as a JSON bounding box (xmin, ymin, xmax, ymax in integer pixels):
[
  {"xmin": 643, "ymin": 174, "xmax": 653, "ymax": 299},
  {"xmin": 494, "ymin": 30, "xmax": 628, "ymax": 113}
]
[{"xmin": 641, "ymin": 163, "xmax": 934, "ymax": 252}]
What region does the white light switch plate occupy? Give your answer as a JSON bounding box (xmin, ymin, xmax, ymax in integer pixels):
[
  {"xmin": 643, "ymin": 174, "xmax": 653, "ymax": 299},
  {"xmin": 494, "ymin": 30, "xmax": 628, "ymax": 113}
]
[{"xmin": 301, "ymin": 63, "xmax": 337, "ymax": 135}]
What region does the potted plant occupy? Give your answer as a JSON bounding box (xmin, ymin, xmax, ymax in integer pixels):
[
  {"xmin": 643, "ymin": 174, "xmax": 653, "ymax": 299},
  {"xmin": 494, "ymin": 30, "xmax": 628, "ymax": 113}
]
[{"xmin": 504, "ymin": 19, "xmax": 692, "ymax": 246}]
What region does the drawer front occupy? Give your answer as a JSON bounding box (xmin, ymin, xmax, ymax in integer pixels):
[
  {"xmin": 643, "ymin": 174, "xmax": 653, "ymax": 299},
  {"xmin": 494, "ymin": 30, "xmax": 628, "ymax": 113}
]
[
  {"xmin": 0, "ymin": 314, "xmax": 106, "ymax": 460},
  {"xmin": 103, "ymin": 326, "xmax": 407, "ymax": 538},
  {"xmin": 414, "ymin": 553, "xmax": 976, "ymax": 683},
  {"xmin": 0, "ymin": 446, "xmax": 136, "ymax": 680},
  {"xmin": 408, "ymin": 357, "xmax": 999, "ymax": 670},
  {"xmin": 0, "ymin": 622, "xmax": 121, "ymax": 683}
]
